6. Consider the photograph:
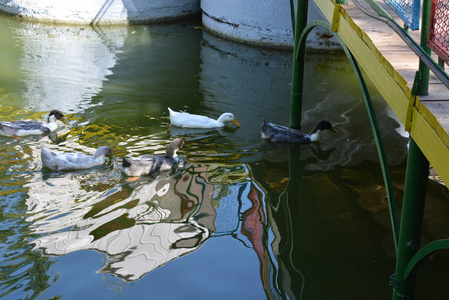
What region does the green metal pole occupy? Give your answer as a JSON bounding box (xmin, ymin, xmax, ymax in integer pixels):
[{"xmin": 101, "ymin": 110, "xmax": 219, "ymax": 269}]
[
  {"xmin": 290, "ymin": 0, "xmax": 308, "ymax": 129},
  {"xmin": 391, "ymin": 2, "xmax": 431, "ymax": 298},
  {"xmin": 392, "ymin": 138, "xmax": 429, "ymax": 299},
  {"xmin": 289, "ymin": 0, "xmax": 296, "ymax": 36},
  {"xmin": 416, "ymin": 0, "xmax": 431, "ymax": 96}
]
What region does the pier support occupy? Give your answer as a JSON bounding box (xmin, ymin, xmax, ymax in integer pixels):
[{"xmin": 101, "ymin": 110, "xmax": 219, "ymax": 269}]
[
  {"xmin": 290, "ymin": 0, "xmax": 308, "ymax": 129},
  {"xmin": 391, "ymin": 1, "xmax": 432, "ymax": 298},
  {"xmin": 392, "ymin": 139, "xmax": 429, "ymax": 299},
  {"xmin": 416, "ymin": 0, "xmax": 431, "ymax": 95}
]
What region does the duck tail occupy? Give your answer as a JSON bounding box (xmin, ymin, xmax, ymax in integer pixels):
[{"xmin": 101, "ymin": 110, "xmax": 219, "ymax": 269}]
[
  {"xmin": 122, "ymin": 157, "xmax": 132, "ymax": 168},
  {"xmin": 40, "ymin": 146, "xmax": 52, "ymax": 162},
  {"xmin": 261, "ymin": 119, "xmax": 269, "ymax": 131},
  {"xmin": 167, "ymin": 107, "xmax": 175, "ymax": 122}
]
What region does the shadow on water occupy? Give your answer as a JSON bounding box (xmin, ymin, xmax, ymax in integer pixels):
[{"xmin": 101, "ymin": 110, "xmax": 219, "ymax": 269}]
[{"xmin": 1, "ymin": 11, "xmax": 449, "ymax": 300}]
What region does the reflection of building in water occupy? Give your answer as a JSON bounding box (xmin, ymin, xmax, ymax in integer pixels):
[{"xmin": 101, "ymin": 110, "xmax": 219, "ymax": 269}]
[
  {"xmin": 26, "ymin": 165, "xmax": 219, "ymax": 281},
  {"xmin": 16, "ymin": 24, "xmax": 129, "ymax": 113},
  {"xmin": 26, "ymin": 162, "xmax": 293, "ymax": 295}
]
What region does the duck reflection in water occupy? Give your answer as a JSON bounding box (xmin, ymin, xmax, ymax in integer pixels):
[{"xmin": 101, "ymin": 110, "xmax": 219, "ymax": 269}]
[{"xmin": 169, "ymin": 125, "xmax": 238, "ymax": 140}]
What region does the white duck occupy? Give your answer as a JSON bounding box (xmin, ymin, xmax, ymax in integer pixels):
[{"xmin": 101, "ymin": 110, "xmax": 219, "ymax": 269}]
[
  {"xmin": 122, "ymin": 138, "xmax": 184, "ymax": 177},
  {"xmin": 41, "ymin": 146, "xmax": 112, "ymax": 171},
  {"xmin": 168, "ymin": 107, "xmax": 240, "ymax": 128},
  {"xmin": 0, "ymin": 110, "xmax": 64, "ymax": 137}
]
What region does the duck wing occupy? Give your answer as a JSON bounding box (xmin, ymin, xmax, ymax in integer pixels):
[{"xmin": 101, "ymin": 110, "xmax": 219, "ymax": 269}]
[
  {"xmin": 170, "ymin": 110, "xmax": 217, "ymax": 128},
  {"xmin": 0, "ymin": 120, "xmax": 50, "ymax": 136},
  {"xmin": 122, "ymin": 155, "xmax": 176, "ymax": 176},
  {"xmin": 261, "ymin": 121, "xmax": 310, "ymax": 143},
  {"xmin": 41, "ymin": 147, "xmax": 100, "ymax": 170},
  {"xmin": 41, "ymin": 147, "xmax": 70, "ymax": 171}
]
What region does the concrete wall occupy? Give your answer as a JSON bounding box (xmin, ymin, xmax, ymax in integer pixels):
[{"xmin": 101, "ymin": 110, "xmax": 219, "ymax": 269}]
[{"xmin": 0, "ymin": 0, "xmax": 200, "ymax": 24}]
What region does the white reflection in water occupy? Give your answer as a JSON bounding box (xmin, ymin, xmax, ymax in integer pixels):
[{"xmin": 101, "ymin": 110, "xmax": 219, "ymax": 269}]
[
  {"xmin": 26, "ymin": 165, "xmax": 221, "ymax": 281},
  {"xmin": 16, "ymin": 24, "xmax": 130, "ymax": 113}
]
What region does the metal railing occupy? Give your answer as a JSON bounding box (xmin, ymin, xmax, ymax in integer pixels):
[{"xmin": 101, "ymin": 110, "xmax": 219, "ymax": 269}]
[
  {"xmin": 383, "ymin": 0, "xmax": 420, "ymax": 29},
  {"xmin": 429, "ymin": 0, "xmax": 449, "ymax": 65}
]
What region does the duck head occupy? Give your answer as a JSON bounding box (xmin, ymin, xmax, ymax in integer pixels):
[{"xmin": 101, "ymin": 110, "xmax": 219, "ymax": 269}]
[
  {"xmin": 310, "ymin": 120, "xmax": 337, "ymax": 134},
  {"xmin": 217, "ymin": 113, "xmax": 240, "ymax": 126},
  {"xmin": 165, "ymin": 138, "xmax": 184, "ymax": 158},
  {"xmin": 94, "ymin": 146, "xmax": 112, "ymax": 158},
  {"xmin": 47, "ymin": 110, "xmax": 64, "ymax": 123},
  {"xmin": 308, "ymin": 120, "xmax": 337, "ymax": 142}
]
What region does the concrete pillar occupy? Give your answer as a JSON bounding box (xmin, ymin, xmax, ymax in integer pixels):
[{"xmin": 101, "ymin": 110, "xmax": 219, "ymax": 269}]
[{"xmin": 201, "ymin": 0, "xmax": 340, "ymax": 50}]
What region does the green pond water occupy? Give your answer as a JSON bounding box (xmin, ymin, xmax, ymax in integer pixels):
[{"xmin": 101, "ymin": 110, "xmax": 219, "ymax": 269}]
[{"xmin": 0, "ymin": 13, "xmax": 449, "ymax": 300}]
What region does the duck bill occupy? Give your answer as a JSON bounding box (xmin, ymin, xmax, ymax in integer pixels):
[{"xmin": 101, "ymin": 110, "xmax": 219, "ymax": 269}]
[
  {"xmin": 331, "ymin": 127, "xmax": 338, "ymax": 133},
  {"xmin": 232, "ymin": 119, "xmax": 240, "ymax": 126}
]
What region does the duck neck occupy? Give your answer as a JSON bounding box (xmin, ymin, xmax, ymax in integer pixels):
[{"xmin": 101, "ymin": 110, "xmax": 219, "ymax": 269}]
[
  {"xmin": 309, "ymin": 130, "xmax": 321, "ymax": 142},
  {"xmin": 46, "ymin": 116, "xmax": 58, "ymax": 131},
  {"xmin": 166, "ymin": 148, "xmax": 178, "ymax": 160},
  {"xmin": 216, "ymin": 116, "xmax": 228, "ymax": 126}
]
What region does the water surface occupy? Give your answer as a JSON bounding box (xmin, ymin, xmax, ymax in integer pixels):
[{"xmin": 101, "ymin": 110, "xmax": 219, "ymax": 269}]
[{"xmin": 0, "ymin": 13, "xmax": 448, "ymax": 300}]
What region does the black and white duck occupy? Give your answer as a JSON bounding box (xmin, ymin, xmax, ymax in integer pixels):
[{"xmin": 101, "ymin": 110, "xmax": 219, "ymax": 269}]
[
  {"xmin": 41, "ymin": 146, "xmax": 112, "ymax": 171},
  {"xmin": 122, "ymin": 138, "xmax": 184, "ymax": 177},
  {"xmin": 168, "ymin": 107, "xmax": 240, "ymax": 128},
  {"xmin": 0, "ymin": 110, "xmax": 64, "ymax": 137},
  {"xmin": 261, "ymin": 120, "xmax": 337, "ymax": 143}
]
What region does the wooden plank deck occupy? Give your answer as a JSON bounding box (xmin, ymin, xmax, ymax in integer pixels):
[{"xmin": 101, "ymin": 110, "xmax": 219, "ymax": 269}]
[{"xmin": 314, "ymin": 0, "xmax": 449, "ymax": 186}]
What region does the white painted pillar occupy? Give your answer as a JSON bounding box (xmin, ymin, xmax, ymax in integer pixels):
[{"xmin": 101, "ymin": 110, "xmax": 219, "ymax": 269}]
[{"xmin": 201, "ymin": 0, "xmax": 339, "ymax": 50}]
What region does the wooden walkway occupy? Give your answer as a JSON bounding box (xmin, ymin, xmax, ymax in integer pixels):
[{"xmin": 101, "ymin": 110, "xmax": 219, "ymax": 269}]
[{"xmin": 314, "ymin": 0, "xmax": 449, "ymax": 185}]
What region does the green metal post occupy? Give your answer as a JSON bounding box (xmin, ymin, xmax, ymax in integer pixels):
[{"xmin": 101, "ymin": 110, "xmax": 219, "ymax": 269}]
[
  {"xmin": 391, "ymin": 2, "xmax": 432, "ymax": 298},
  {"xmin": 289, "ymin": 0, "xmax": 296, "ymax": 36},
  {"xmin": 416, "ymin": 0, "xmax": 431, "ymax": 96},
  {"xmin": 392, "ymin": 138, "xmax": 429, "ymax": 299},
  {"xmin": 290, "ymin": 0, "xmax": 308, "ymax": 129}
]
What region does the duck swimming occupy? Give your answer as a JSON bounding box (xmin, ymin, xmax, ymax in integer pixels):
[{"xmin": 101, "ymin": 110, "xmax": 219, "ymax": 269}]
[
  {"xmin": 41, "ymin": 146, "xmax": 112, "ymax": 171},
  {"xmin": 261, "ymin": 120, "xmax": 337, "ymax": 143},
  {"xmin": 0, "ymin": 110, "xmax": 64, "ymax": 137},
  {"xmin": 168, "ymin": 107, "xmax": 240, "ymax": 128},
  {"xmin": 122, "ymin": 138, "xmax": 184, "ymax": 177}
]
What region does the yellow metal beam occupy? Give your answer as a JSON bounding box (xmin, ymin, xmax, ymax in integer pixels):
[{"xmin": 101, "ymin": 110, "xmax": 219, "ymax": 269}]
[{"xmin": 410, "ymin": 106, "xmax": 449, "ymax": 185}]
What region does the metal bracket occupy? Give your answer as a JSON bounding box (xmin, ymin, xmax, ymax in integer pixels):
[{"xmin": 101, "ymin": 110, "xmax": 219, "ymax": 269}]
[
  {"xmin": 389, "ymin": 274, "xmax": 399, "ymax": 288},
  {"xmin": 404, "ymin": 70, "xmax": 421, "ymax": 132},
  {"xmin": 331, "ymin": 3, "xmax": 342, "ymax": 32}
]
